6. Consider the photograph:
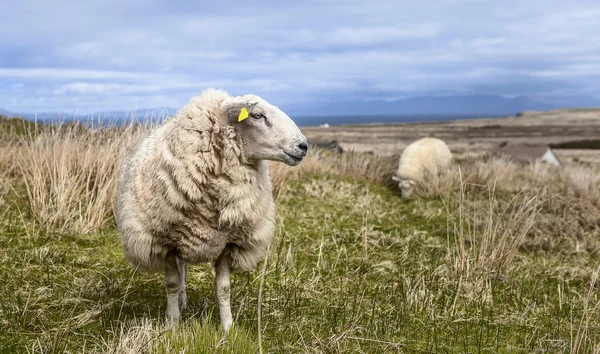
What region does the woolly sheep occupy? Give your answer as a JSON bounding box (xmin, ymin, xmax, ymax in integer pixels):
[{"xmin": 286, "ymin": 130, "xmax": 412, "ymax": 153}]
[
  {"xmin": 114, "ymin": 89, "xmax": 308, "ymax": 330},
  {"xmin": 392, "ymin": 137, "xmax": 452, "ymax": 199}
]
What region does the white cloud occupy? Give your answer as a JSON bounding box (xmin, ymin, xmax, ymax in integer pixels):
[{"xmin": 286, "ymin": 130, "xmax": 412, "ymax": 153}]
[
  {"xmin": 53, "ymin": 82, "xmax": 163, "ymax": 95},
  {"xmin": 328, "ymin": 25, "xmax": 440, "ymax": 45},
  {"xmin": 0, "ymin": 68, "xmax": 150, "ymax": 81},
  {"xmin": 530, "ymin": 63, "xmax": 600, "ymax": 78},
  {"xmin": 2, "ymin": 0, "xmax": 600, "ymax": 112}
]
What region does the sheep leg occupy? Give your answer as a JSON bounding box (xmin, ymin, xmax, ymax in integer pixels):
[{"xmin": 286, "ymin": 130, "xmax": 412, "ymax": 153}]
[
  {"xmin": 164, "ymin": 251, "xmax": 181, "ymax": 323},
  {"xmin": 177, "ymin": 257, "xmax": 188, "ymax": 311},
  {"xmin": 215, "ymin": 251, "xmax": 233, "ymax": 331}
]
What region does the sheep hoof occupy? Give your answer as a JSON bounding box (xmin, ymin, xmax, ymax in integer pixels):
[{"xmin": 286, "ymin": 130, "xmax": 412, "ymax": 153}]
[
  {"xmin": 179, "ymin": 290, "xmax": 188, "ymax": 311},
  {"xmin": 221, "ymin": 320, "xmax": 233, "ymax": 333},
  {"xmin": 165, "ymin": 307, "xmax": 181, "ymax": 323}
]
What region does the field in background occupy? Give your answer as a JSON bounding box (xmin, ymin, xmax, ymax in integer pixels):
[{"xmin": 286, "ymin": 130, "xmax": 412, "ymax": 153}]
[
  {"xmin": 0, "ymin": 114, "xmax": 599, "ymax": 353},
  {"xmin": 302, "ymin": 108, "xmax": 600, "ymax": 167}
]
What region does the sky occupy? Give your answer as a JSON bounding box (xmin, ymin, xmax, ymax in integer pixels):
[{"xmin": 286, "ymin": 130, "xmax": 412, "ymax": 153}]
[{"xmin": 1, "ymin": 0, "xmax": 600, "ymax": 115}]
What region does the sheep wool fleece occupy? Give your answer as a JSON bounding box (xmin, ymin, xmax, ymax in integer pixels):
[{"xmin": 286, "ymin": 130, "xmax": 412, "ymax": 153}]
[{"xmin": 114, "ymin": 89, "xmax": 275, "ymax": 274}]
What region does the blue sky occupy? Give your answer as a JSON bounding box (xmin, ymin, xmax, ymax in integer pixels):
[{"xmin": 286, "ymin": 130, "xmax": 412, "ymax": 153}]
[{"xmin": 1, "ymin": 0, "xmax": 600, "ymax": 114}]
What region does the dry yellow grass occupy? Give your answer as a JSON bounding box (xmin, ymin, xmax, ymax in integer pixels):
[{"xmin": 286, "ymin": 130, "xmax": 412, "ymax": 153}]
[
  {"xmin": 447, "ymin": 177, "xmax": 540, "ymax": 279},
  {"xmin": 270, "ymin": 149, "xmax": 397, "ymax": 192},
  {"xmin": 7, "ymin": 119, "xmax": 600, "ymax": 255},
  {"xmin": 414, "ymin": 157, "xmax": 600, "ymax": 253},
  {"xmin": 13, "ymin": 122, "xmax": 150, "ymax": 234}
]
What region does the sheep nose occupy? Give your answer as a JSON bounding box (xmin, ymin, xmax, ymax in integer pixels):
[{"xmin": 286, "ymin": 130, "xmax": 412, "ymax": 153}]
[{"xmin": 298, "ymin": 142, "xmax": 308, "ymax": 152}]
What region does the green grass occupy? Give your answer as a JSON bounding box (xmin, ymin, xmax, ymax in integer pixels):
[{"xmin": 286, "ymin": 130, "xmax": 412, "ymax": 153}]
[
  {"xmin": 0, "ymin": 116, "xmax": 44, "ymax": 137},
  {"xmin": 1, "ymin": 173, "xmax": 599, "ymax": 353}
]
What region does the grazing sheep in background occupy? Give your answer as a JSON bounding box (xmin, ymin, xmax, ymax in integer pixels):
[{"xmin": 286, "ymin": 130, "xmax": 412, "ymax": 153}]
[
  {"xmin": 392, "ymin": 137, "xmax": 452, "ymax": 199},
  {"xmin": 309, "ymin": 139, "xmax": 344, "ymax": 153},
  {"xmin": 114, "ymin": 89, "xmax": 308, "ymax": 330}
]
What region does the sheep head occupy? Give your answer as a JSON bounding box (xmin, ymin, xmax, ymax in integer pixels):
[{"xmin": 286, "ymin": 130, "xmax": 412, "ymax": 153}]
[
  {"xmin": 392, "ymin": 175, "xmax": 416, "ymax": 199},
  {"xmin": 222, "ymin": 94, "xmax": 308, "ymax": 166}
]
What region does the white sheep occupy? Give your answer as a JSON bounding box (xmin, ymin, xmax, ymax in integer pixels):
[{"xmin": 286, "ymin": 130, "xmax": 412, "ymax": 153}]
[
  {"xmin": 114, "ymin": 89, "xmax": 308, "ymax": 330},
  {"xmin": 392, "ymin": 137, "xmax": 452, "ymax": 199}
]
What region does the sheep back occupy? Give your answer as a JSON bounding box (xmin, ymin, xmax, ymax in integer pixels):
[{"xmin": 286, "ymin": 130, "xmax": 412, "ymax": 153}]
[{"xmin": 396, "ymin": 137, "xmax": 452, "ymax": 182}]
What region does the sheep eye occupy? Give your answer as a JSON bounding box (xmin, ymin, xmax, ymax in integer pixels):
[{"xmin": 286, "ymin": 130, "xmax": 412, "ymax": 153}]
[{"xmin": 252, "ymin": 113, "xmax": 266, "ymax": 119}]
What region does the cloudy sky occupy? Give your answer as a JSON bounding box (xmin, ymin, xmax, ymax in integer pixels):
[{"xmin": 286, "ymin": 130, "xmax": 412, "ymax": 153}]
[{"xmin": 1, "ymin": 0, "xmax": 600, "ymax": 114}]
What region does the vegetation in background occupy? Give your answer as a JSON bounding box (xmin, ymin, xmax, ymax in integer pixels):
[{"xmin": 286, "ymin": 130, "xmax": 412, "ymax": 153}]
[
  {"xmin": 0, "ymin": 116, "xmax": 42, "ymax": 137},
  {"xmin": 0, "ymin": 117, "xmax": 599, "ymax": 353},
  {"xmin": 551, "ymin": 139, "xmax": 600, "ymax": 150}
]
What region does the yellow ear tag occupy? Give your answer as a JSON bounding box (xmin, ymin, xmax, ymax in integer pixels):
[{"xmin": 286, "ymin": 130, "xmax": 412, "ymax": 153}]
[{"xmin": 238, "ymin": 107, "xmax": 249, "ymax": 122}]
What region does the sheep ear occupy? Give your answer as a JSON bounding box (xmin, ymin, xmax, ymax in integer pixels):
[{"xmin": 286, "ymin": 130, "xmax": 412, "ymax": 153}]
[{"xmin": 392, "ymin": 176, "xmax": 400, "ymax": 182}]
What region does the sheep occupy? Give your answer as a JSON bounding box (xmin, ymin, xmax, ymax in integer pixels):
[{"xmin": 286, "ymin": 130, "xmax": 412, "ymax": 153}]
[
  {"xmin": 114, "ymin": 89, "xmax": 308, "ymax": 330},
  {"xmin": 309, "ymin": 139, "xmax": 344, "ymax": 153},
  {"xmin": 392, "ymin": 137, "xmax": 452, "ymax": 199}
]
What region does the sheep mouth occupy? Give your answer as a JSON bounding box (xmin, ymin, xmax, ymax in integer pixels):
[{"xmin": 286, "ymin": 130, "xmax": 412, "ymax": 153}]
[{"xmin": 284, "ymin": 152, "xmax": 305, "ymax": 165}]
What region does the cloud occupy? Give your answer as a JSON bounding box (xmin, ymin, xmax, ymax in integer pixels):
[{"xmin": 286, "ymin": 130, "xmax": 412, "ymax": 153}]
[
  {"xmin": 1, "ymin": 0, "xmax": 600, "ymax": 113},
  {"xmin": 0, "ymin": 68, "xmax": 150, "ymax": 81},
  {"xmin": 328, "ymin": 25, "xmax": 440, "ymax": 45}
]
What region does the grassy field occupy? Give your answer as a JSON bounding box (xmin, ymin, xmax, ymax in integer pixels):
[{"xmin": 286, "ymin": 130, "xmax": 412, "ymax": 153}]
[
  {"xmin": 1, "ymin": 117, "xmax": 599, "ymax": 353},
  {"xmin": 301, "ymin": 108, "xmax": 600, "ymax": 165}
]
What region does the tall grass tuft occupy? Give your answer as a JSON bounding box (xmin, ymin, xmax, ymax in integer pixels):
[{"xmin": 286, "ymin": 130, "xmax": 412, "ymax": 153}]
[
  {"xmin": 270, "ymin": 149, "xmax": 398, "ymax": 193},
  {"xmin": 15, "ymin": 120, "xmax": 151, "ymax": 235},
  {"xmin": 0, "ymin": 159, "xmax": 12, "ymax": 219},
  {"xmin": 446, "ymin": 171, "xmax": 541, "ymax": 281},
  {"xmin": 102, "ymin": 319, "xmax": 259, "ymax": 354},
  {"xmin": 571, "ymin": 265, "xmax": 600, "ymax": 354}
]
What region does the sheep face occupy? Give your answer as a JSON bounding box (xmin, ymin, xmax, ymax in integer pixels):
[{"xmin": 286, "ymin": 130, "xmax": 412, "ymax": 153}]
[
  {"xmin": 392, "ymin": 176, "xmax": 416, "ymax": 199},
  {"xmin": 223, "ymin": 94, "xmax": 308, "ymax": 166}
]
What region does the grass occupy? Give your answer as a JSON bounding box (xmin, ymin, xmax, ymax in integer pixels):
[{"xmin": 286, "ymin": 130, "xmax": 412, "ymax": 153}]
[
  {"xmin": 0, "ymin": 117, "xmax": 599, "ymax": 353},
  {"xmin": 0, "ymin": 116, "xmax": 42, "ymax": 137},
  {"xmin": 14, "ymin": 120, "xmax": 148, "ymax": 235},
  {"xmin": 551, "ymin": 139, "xmax": 600, "ymax": 150},
  {"xmin": 99, "ymin": 317, "xmax": 259, "ymax": 354}
]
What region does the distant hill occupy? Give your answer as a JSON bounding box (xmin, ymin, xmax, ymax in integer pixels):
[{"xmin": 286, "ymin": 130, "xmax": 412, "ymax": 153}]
[
  {"xmin": 5, "ymin": 94, "xmax": 600, "ymax": 126},
  {"xmin": 507, "ymin": 107, "xmax": 600, "ymax": 126},
  {"xmin": 0, "ymin": 108, "xmax": 17, "ymax": 117},
  {"xmin": 285, "ymin": 94, "xmax": 600, "ymax": 117}
]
